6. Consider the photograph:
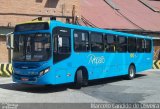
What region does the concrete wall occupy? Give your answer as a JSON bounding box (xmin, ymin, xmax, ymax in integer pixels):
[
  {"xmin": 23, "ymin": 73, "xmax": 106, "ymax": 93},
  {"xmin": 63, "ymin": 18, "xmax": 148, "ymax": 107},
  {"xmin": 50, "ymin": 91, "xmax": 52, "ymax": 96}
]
[
  {"xmin": 0, "ymin": 0, "xmax": 80, "ymax": 27},
  {"xmin": 0, "ymin": 36, "xmax": 8, "ymax": 63}
]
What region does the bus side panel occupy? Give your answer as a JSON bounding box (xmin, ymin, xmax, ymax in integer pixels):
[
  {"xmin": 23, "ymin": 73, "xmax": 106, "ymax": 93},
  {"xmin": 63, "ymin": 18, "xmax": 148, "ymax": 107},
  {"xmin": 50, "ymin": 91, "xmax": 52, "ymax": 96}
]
[
  {"xmin": 70, "ymin": 53, "xmax": 104, "ymax": 81},
  {"xmin": 135, "ymin": 53, "xmax": 146, "ymax": 72},
  {"xmin": 52, "ymin": 51, "xmax": 153, "ymax": 85},
  {"xmin": 116, "ymin": 53, "xmax": 129, "ymax": 76},
  {"xmin": 136, "ymin": 40, "xmax": 153, "ymax": 73},
  {"xmin": 136, "ymin": 52, "xmax": 153, "ymax": 73},
  {"xmin": 103, "ymin": 53, "xmax": 128, "ymax": 78}
]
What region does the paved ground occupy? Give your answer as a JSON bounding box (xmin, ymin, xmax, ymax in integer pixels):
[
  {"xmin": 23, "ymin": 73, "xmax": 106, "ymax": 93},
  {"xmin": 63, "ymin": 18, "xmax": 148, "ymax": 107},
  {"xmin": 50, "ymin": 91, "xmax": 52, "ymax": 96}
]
[{"xmin": 0, "ymin": 69, "xmax": 160, "ymax": 103}]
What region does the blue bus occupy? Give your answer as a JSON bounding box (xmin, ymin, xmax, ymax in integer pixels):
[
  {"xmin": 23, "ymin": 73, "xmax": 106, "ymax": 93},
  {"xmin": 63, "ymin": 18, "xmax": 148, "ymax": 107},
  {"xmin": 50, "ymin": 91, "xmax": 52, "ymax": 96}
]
[{"xmin": 12, "ymin": 19, "xmax": 153, "ymax": 88}]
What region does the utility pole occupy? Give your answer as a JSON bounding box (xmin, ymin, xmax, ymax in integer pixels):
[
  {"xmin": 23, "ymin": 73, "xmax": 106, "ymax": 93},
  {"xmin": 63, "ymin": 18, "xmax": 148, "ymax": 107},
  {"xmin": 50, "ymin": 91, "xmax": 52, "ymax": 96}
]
[{"xmin": 72, "ymin": 5, "xmax": 76, "ymax": 24}]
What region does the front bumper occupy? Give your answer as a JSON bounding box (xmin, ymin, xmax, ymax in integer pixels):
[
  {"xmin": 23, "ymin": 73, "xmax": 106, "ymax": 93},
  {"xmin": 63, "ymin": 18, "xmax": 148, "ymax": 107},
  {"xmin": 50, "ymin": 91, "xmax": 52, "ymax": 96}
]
[{"xmin": 12, "ymin": 72, "xmax": 54, "ymax": 85}]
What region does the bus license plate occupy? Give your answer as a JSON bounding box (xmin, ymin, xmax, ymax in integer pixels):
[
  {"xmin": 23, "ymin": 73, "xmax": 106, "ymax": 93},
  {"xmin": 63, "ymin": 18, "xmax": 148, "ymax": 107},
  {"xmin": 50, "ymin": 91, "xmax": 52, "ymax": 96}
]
[{"xmin": 21, "ymin": 78, "xmax": 28, "ymax": 81}]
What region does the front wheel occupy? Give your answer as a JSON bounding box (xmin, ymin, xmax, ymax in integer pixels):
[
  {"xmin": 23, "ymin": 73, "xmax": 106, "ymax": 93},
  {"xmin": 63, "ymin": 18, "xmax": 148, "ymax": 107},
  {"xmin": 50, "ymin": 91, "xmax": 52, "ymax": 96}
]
[
  {"xmin": 74, "ymin": 69, "xmax": 88, "ymax": 89},
  {"xmin": 127, "ymin": 65, "xmax": 136, "ymax": 80}
]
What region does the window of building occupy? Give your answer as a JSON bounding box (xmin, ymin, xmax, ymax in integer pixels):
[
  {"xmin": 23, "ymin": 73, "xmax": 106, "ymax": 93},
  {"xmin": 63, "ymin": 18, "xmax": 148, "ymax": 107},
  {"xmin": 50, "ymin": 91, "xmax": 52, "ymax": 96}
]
[
  {"xmin": 145, "ymin": 39, "xmax": 151, "ymax": 53},
  {"xmin": 117, "ymin": 36, "xmax": 127, "ymax": 52},
  {"xmin": 90, "ymin": 32, "xmax": 104, "ymax": 52},
  {"xmin": 104, "ymin": 34, "xmax": 116, "ymax": 52},
  {"xmin": 74, "ymin": 30, "xmax": 89, "ymax": 52},
  {"xmin": 128, "ymin": 37, "xmax": 136, "ymax": 52},
  {"xmin": 137, "ymin": 38, "xmax": 145, "ymax": 52}
]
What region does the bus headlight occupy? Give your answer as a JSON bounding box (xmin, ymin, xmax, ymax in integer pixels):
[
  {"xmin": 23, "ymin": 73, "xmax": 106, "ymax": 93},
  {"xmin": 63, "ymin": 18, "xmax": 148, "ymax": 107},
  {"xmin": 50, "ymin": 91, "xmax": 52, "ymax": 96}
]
[{"xmin": 39, "ymin": 67, "xmax": 50, "ymax": 76}]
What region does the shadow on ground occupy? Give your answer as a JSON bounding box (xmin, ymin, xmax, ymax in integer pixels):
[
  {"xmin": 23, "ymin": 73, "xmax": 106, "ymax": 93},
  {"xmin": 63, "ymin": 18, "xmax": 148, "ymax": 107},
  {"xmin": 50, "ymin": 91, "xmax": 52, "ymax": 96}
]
[
  {"xmin": 0, "ymin": 83, "xmax": 68, "ymax": 93},
  {"xmin": 0, "ymin": 74, "xmax": 146, "ymax": 93}
]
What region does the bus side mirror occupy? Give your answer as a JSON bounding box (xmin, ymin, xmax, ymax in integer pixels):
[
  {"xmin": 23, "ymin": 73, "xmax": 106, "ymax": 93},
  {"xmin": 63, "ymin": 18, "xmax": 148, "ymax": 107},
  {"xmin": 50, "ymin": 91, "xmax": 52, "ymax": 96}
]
[{"xmin": 6, "ymin": 32, "xmax": 14, "ymax": 49}]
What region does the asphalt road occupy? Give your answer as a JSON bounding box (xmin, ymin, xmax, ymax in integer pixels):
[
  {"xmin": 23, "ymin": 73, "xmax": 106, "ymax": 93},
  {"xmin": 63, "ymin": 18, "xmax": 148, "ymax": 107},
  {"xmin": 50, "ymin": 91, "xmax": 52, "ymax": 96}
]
[{"xmin": 0, "ymin": 70, "xmax": 160, "ymax": 103}]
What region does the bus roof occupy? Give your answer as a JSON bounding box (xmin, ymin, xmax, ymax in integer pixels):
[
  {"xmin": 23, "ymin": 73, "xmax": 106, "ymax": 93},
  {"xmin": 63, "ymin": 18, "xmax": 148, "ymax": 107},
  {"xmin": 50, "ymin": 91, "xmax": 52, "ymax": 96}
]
[
  {"xmin": 50, "ymin": 20, "xmax": 152, "ymax": 39},
  {"xmin": 16, "ymin": 20, "xmax": 50, "ymax": 25},
  {"xmin": 15, "ymin": 20, "xmax": 152, "ymax": 39}
]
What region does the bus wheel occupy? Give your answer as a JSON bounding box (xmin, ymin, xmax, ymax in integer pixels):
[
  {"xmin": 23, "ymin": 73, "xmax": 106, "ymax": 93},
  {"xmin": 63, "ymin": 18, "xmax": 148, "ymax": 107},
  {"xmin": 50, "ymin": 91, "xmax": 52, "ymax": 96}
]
[
  {"xmin": 75, "ymin": 69, "xmax": 88, "ymax": 89},
  {"xmin": 44, "ymin": 84, "xmax": 53, "ymax": 88},
  {"xmin": 128, "ymin": 65, "xmax": 136, "ymax": 80}
]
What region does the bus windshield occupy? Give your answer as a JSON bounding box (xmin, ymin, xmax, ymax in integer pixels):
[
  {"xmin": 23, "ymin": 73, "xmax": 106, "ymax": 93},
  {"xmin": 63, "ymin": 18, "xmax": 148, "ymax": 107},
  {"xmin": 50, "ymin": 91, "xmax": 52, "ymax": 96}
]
[{"xmin": 13, "ymin": 33, "xmax": 51, "ymax": 62}]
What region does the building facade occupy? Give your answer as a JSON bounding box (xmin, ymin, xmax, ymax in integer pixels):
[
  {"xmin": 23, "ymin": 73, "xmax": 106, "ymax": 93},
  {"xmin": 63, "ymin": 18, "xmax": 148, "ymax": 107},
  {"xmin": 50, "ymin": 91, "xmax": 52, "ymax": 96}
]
[
  {"xmin": 0, "ymin": 0, "xmax": 160, "ymax": 63},
  {"xmin": 0, "ymin": 0, "xmax": 80, "ymax": 63},
  {"xmin": 0, "ymin": 0, "xmax": 80, "ymax": 27}
]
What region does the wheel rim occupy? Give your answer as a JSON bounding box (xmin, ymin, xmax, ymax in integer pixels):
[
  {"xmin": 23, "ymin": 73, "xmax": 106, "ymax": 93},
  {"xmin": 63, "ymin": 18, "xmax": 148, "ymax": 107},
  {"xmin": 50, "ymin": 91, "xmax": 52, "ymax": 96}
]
[
  {"xmin": 77, "ymin": 70, "xmax": 82, "ymax": 75},
  {"xmin": 130, "ymin": 68, "xmax": 134, "ymax": 77}
]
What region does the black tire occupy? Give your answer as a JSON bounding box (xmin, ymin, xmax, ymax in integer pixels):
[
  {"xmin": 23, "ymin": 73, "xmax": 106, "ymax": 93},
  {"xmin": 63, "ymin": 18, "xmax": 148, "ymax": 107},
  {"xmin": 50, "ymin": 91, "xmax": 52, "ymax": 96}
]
[
  {"xmin": 127, "ymin": 65, "xmax": 136, "ymax": 80},
  {"xmin": 83, "ymin": 73, "xmax": 88, "ymax": 87},
  {"xmin": 75, "ymin": 69, "xmax": 88, "ymax": 89},
  {"xmin": 45, "ymin": 84, "xmax": 53, "ymax": 88}
]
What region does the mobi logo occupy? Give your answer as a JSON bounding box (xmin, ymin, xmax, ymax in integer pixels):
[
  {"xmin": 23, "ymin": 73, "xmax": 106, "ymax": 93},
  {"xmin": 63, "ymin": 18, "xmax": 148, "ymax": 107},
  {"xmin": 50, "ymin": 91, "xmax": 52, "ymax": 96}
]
[{"xmin": 88, "ymin": 54, "xmax": 105, "ymax": 65}]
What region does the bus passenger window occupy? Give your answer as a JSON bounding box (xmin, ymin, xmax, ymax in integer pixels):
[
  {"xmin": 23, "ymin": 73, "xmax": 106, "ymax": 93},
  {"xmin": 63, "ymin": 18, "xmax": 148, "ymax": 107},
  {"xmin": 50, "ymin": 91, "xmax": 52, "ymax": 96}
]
[
  {"xmin": 117, "ymin": 36, "xmax": 127, "ymax": 52},
  {"xmin": 128, "ymin": 37, "xmax": 136, "ymax": 53},
  {"xmin": 104, "ymin": 34, "xmax": 116, "ymax": 52},
  {"xmin": 90, "ymin": 33, "xmax": 104, "ymax": 52},
  {"xmin": 145, "ymin": 39, "xmax": 151, "ymax": 53},
  {"xmin": 137, "ymin": 38, "xmax": 145, "ymax": 52},
  {"xmin": 74, "ymin": 30, "xmax": 89, "ymax": 52}
]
